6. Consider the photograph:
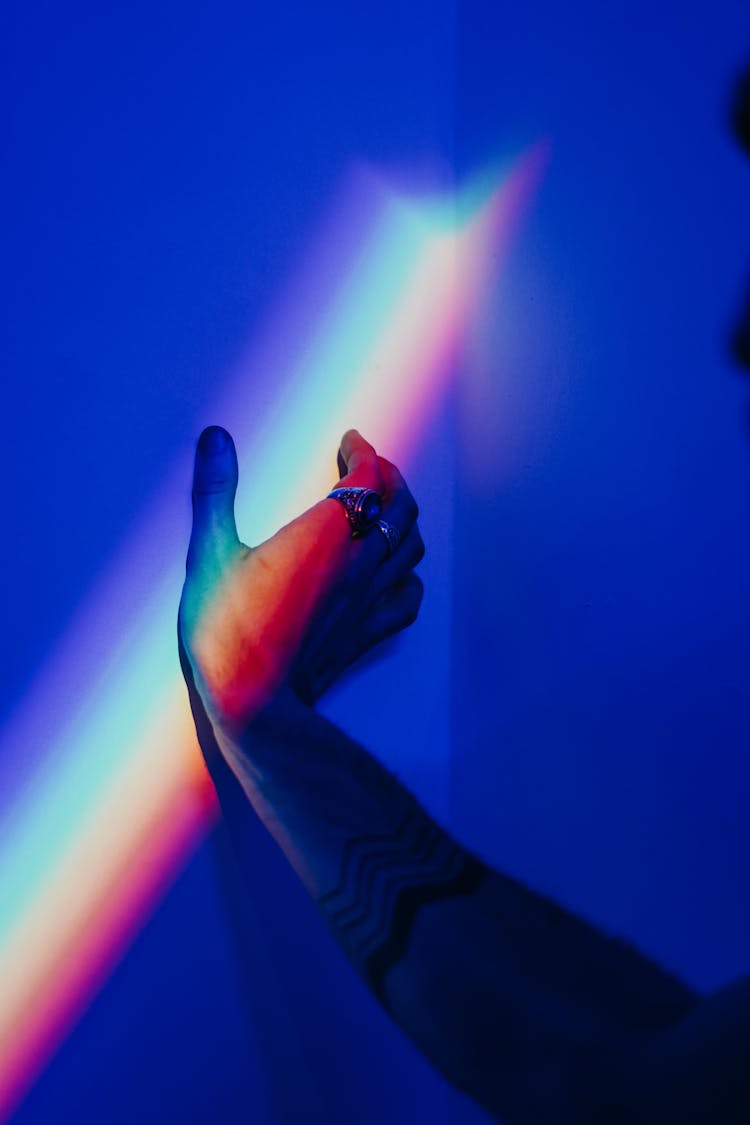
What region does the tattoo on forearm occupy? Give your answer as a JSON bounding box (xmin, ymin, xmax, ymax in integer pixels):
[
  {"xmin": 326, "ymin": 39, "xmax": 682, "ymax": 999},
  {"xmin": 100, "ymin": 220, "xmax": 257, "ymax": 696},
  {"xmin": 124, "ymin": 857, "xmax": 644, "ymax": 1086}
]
[
  {"xmin": 229, "ymin": 701, "xmax": 699, "ymax": 1035},
  {"xmin": 318, "ymin": 793, "xmax": 487, "ymax": 1004}
]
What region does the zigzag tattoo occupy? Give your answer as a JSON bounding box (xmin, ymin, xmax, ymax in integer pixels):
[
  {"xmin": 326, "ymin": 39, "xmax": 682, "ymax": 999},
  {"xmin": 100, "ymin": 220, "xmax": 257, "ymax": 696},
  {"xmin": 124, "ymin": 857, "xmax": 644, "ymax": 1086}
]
[{"xmin": 317, "ymin": 792, "xmax": 487, "ymax": 1004}]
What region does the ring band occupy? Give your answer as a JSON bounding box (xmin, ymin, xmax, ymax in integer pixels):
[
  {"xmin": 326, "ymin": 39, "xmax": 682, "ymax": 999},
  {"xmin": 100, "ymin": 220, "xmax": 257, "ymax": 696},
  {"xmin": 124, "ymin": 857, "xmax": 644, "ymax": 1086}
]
[
  {"xmin": 325, "ymin": 486, "xmax": 383, "ymax": 535},
  {"xmin": 374, "ymin": 518, "xmax": 401, "ymax": 556}
]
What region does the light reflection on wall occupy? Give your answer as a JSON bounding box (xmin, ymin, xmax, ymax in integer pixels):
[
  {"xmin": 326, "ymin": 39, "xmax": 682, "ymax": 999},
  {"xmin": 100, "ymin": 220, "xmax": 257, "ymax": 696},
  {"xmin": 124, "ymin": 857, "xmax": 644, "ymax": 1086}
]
[{"xmin": 0, "ymin": 146, "xmax": 546, "ymax": 1121}]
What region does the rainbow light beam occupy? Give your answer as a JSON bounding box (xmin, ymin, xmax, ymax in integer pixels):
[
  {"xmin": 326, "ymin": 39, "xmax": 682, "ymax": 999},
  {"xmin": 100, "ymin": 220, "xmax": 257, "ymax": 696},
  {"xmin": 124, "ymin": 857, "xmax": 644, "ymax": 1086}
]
[{"xmin": 0, "ymin": 144, "xmax": 547, "ymax": 1122}]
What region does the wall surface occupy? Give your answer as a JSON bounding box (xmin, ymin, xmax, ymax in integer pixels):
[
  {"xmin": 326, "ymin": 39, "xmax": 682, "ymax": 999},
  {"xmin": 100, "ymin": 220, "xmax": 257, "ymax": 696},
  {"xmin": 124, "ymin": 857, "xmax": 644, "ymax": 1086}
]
[
  {"xmin": 2, "ymin": 1, "xmax": 749, "ymax": 1123},
  {"xmin": 453, "ymin": 0, "xmax": 750, "ymax": 995}
]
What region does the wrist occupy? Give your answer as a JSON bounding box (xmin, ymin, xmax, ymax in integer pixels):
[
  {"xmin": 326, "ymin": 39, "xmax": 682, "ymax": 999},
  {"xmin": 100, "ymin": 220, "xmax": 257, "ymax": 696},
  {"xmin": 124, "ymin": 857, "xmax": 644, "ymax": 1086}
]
[{"xmin": 213, "ymin": 682, "xmax": 316, "ymax": 761}]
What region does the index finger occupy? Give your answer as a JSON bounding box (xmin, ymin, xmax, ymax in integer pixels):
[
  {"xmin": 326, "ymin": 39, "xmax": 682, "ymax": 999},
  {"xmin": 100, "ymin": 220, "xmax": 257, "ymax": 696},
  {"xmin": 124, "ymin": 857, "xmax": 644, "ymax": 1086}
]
[
  {"xmin": 346, "ymin": 454, "xmax": 421, "ymax": 575},
  {"xmin": 377, "ymin": 456, "xmax": 419, "ymax": 525},
  {"xmin": 337, "ymin": 429, "xmax": 385, "ymax": 493}
]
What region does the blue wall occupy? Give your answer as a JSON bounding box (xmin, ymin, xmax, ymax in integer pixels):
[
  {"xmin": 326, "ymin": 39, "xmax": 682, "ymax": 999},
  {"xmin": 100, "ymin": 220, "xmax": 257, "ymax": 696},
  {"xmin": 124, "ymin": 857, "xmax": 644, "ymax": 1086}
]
[
  {"xmin": 452, "ymin": 0, "xmax": 750, "ymax": 999},
  {"xmin": 4, "ymin": 1, "xmax": 749, "ymax": 1122}
]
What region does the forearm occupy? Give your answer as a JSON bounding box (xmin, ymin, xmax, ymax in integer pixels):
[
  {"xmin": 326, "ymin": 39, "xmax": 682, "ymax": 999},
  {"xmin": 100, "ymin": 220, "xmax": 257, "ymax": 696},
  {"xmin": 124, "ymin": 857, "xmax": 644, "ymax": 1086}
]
[
  {"xmin": 213, "ymin": 692, "xmax": 700, "ymax": 1123},
  {"xmin": 214, "ymin": 689, "xmax": 484, "ymax": 1002}
]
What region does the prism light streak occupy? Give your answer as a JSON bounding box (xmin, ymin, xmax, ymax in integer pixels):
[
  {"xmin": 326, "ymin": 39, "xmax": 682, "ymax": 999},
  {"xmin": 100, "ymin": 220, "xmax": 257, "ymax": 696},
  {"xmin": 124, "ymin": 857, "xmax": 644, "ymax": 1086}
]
[
  {"xmin": 0, "ymin": 699, "xmax": 217, "ymax": 1121},
  {"xmin": 0, "ymin": 190, "xmax": 424, "ymax": 941},
  {"xmin": 0, "ymin": 146, "xmax": 546, "ymax": 1121}
]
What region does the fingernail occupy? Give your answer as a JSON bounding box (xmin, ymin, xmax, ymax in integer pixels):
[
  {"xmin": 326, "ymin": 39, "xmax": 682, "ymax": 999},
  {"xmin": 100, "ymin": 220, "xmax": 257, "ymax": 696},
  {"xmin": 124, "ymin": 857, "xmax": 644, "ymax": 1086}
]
[{"xmin": 198, "ymin": 426, "xmax": 228, "ymax": 455}]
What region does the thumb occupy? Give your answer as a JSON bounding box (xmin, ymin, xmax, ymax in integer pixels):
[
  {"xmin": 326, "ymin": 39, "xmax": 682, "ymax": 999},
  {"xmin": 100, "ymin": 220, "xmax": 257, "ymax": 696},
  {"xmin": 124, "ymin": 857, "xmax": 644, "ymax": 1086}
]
[{"xmin": 187, "ymin": 425, "xmax": 240, "ymax": 574}]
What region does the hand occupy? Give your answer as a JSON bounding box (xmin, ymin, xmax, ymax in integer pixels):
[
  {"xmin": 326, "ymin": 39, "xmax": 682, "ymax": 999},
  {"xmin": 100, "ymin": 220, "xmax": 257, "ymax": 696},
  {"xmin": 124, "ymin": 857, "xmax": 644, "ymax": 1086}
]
[
  {"xmin": 178, "ymin": 426, "xmax": 425, "ymax": 739},
  {"xmin": 290, "ymin": 441, "xmax": 427, "ymax": 706}
]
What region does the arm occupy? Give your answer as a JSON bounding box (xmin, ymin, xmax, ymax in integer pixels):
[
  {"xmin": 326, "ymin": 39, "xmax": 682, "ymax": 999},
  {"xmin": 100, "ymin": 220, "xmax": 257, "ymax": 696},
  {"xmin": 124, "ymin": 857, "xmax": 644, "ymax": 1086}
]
[
  {"xmin": 179, "ymin": 426, "xmax": 748, "ymax": 1124},
  {"xmin": 203, "ymin": 685, "xmax": 750, "ymax": 1125},
  {"xmin": 208, "ymin": 687, "xmax": 709, "ymax": 1125}
]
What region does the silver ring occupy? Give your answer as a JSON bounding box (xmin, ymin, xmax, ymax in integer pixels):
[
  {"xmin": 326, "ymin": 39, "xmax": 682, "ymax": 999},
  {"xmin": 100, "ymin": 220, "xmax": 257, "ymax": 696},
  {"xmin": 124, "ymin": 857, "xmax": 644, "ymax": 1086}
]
[
  {"xmin": 325, "ymin": 486, "xmax": 382, "ymax": 535},
  {"xmin": 374, "ymin": 518, "xmax": 401, "ymax": 556}
]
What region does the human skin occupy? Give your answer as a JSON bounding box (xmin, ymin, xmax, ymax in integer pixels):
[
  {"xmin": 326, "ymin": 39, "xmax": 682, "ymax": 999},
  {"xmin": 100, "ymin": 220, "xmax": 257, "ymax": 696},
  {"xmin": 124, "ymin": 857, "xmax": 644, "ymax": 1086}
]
[
  {"xmin": 178, "ymin": 426, "xmax": 749, "ymax": 1123},
  {"xmin": 179, "ymin": 425, "xmax": 425, "ymax": 730}
]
